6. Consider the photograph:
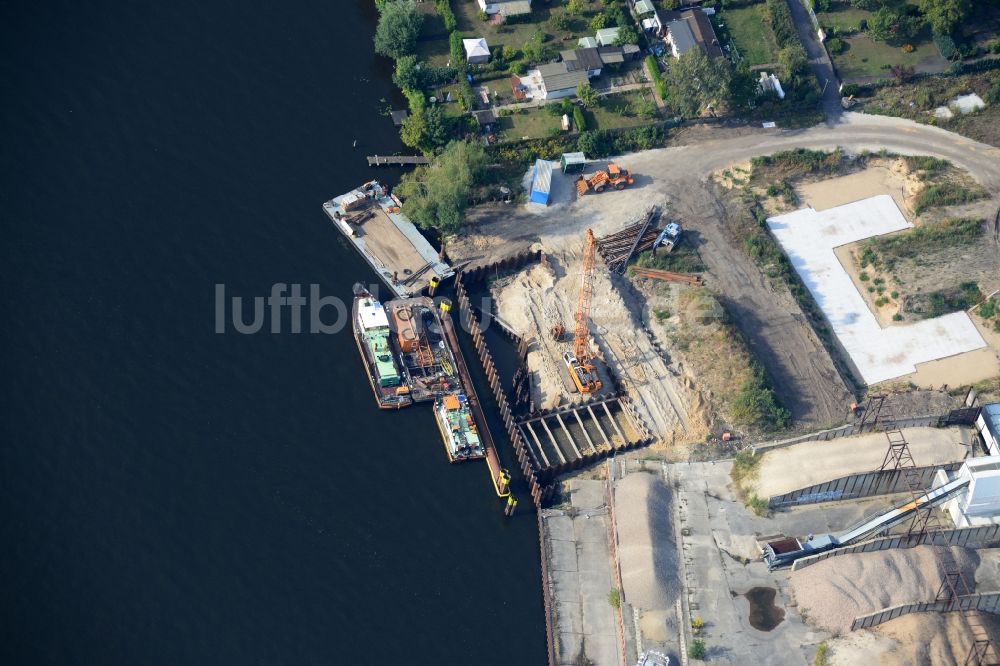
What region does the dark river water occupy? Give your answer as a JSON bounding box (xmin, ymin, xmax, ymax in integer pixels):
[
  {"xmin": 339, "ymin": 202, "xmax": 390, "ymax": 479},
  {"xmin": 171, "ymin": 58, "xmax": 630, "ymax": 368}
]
[{"xmin": 0, "ymin": 1, "xmax": 545, "ymax": 663}]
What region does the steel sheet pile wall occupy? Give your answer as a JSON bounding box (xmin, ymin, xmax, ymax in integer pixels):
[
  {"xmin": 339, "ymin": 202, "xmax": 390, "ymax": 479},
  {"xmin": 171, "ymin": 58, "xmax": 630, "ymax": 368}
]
[
  {"xmin": 768, "ymin": 462, "xmax": 964, "ymax": 508},
  {"xmin": 517, "ymin": 397, "xmax": 654, "ymax": 480},
  {"xmin": 792, "ymin": 524, "xmax": 1000, "ymax": 572},
  {"xmin": 452, "ymin": 251, "xmax": 558, "ymax": 666},
  {"xmin": 454, "ymin": 257, "xmax": 554, "ymax": 507}
]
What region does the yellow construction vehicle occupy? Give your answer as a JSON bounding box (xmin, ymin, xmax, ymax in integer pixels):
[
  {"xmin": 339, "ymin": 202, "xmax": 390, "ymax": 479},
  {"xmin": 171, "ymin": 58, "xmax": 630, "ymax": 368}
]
[
  {"xmin": 575, "ymin": 162, "xmax": 635, "ymax": 197},
  {"xmin": 564, "ymin": 229, "xmax": 603, "ymax": 394}
]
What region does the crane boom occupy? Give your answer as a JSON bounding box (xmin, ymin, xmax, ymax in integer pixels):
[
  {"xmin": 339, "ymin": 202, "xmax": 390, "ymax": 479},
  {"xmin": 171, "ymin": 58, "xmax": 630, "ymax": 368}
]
[{"xmin": 574, "ymin": 229, "xmax": 596, "ymax": 361}]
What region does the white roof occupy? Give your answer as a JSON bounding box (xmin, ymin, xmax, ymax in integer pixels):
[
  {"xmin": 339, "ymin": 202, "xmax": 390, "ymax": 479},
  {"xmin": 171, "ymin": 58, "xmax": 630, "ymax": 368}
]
[
  {"xmin": 635, "ymin": 0, "xmax": 656, "ymax": 14},
  {"xmin": 596, "ymin": 27, "xmax": 621, "ymax": 44},
  {"xmin": 766, "ymin": 195, "xmax": 986, "ymax": 384},
  {"xmin": 463, "ymin": 38, "xmax": 490, "ymax": 58},
  {"xmin": 357, "ymin": 299, "xmax": 390, "ymax": 330}
]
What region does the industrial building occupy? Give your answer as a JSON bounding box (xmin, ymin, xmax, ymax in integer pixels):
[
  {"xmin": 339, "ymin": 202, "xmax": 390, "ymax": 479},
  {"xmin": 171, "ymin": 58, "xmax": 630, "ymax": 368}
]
[
  {"xmin": 937, "ymin": 456, "xmax": 1000, "ymax": 528},
  {"xmin": 979, "ymin": 403, "xmax": 1000, "ymax": 455}
]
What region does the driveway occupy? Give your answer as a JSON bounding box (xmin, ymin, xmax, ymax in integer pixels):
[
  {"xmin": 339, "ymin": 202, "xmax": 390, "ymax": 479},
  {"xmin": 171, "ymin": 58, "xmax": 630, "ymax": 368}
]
[{"xmin": 785, "ymin": 0, "xmax": 842, "ymax": 120}]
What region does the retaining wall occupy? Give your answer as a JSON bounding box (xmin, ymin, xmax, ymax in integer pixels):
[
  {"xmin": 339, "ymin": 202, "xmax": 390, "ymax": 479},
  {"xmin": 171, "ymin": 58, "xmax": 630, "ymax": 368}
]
[
  {"xmin": 851, "ymin": 593, "xmax": 1000, "ymax": 631},
  {"xmin": 791, "ymin": 525, "xmax": 1000, "ymax": 572},
  {"xmin": 769, "ymin": 462, "xmax": 963, "ymax": 508},
  {"xmin": 753, "ymin": 415, "xmax": 942, "ymax": 454}
]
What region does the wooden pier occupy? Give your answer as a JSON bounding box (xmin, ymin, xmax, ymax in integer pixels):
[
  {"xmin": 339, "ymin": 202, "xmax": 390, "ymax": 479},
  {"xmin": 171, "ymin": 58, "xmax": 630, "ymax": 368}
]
[{"xmin": 366, "ymin": 155, "xmax": 430, "ymax": 167}]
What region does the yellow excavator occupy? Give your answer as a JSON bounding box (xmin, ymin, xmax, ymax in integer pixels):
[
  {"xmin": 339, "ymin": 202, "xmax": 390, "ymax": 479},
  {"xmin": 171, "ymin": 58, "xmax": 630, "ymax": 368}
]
[{"xmin": 563, "ymin": 229, "xmax": 602, "ymax": 394}]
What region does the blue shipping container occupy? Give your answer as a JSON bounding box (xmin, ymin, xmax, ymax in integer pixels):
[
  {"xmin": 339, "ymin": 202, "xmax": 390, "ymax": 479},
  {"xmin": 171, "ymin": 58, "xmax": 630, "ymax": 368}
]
[{"xmin": 529, "ymin": 159, "xmax": 552, "ymax": 205}]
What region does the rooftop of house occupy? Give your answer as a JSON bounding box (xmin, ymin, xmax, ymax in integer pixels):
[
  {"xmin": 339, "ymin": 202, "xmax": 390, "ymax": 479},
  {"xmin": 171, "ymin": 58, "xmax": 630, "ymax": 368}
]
[
  {"xmin": 537, "ymin": 62, "xmax": 589, "ymax": 93},
  {"xmin": 683, "ymin": 9, "xmax": 724, "ymax": 58},
  {"xmin": 561, "ymin": 47, "xmax": 604, "ymax": 73}
]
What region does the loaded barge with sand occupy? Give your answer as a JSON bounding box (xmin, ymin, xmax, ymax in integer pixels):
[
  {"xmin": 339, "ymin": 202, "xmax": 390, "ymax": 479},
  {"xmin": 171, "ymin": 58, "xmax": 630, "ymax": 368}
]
[{"xmin": 325, "ymin": 181, "xmax": 454, "ymax": 298}]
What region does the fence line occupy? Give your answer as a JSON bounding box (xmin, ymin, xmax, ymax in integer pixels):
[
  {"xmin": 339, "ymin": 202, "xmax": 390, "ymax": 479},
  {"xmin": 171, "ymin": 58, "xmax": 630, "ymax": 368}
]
[{"xmin": 791, "ymin": 525, "xmax": 1000, "ymax": 571}]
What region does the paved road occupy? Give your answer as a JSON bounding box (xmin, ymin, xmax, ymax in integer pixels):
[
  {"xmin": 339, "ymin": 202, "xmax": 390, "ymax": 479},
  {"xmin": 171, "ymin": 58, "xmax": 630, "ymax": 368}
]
[{"xmin": 785, "ymin": 0, "xmax": 842, "ymax": 120}]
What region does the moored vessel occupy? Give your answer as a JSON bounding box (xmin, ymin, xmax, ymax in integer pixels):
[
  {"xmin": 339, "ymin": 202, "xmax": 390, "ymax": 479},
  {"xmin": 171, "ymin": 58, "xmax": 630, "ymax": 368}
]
[
  {"xmin": 434, "ymin": 393, "xmax": 486, "ymax": 462},
  {"xmin": 352, "ymin": 285, "xmax": 412, "ymax": 409}
]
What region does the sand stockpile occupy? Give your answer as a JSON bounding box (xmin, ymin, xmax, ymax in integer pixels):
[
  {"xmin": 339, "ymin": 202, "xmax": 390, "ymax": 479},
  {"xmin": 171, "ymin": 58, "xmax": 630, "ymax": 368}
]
[
  {"xmin": 877, "ymin": 611, "xmax": 995, "ymax": 666},
  {"xmin": 614, "ymin": 472, "xmax": 678, "ymax": 611},
  {"xmin": 791, "ymin": 546, "xmax": 979, "ymax": 634}
]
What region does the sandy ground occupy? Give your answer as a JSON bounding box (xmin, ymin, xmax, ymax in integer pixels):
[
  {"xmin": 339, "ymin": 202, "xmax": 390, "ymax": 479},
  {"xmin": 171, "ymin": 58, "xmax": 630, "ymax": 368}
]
[
  {"xmin": 792, "ymin": 545, "xmax": 980, "ymax": 634},
  {"xmin": 492, "ymin": 255, "xmax": 702, "ymax": 443},
  {"xmin": 818, "ymin": 549, "xmax": 1000, "ymax": 665},
  {"xmin": 795, "ymin": 161, "xmax": 919, "ymax": 214},
  {"xmin": 451, "ymin": 114, "xmax": 1000, "ymax": 430},
  {"xmin": 751, "ymin": 426, "xmax": 972, "ymax": 499},
  {"xmin": 613, "ymin": 472, "xmax": 678, "ymax": 612}
]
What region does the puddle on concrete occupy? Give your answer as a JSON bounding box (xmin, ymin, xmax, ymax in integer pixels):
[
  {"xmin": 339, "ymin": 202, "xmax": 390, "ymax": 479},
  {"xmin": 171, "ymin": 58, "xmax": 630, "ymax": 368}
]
[{"xmin": 744, "ymin": 587, "xmax": 785, "ymax": 631}]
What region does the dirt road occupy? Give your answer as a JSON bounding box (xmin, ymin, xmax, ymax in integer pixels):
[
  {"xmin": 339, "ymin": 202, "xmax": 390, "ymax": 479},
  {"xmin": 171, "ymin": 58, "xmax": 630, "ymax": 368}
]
[{"xmin": 449, "ymin": 113, "xmax": 1000, "ymax": 430}]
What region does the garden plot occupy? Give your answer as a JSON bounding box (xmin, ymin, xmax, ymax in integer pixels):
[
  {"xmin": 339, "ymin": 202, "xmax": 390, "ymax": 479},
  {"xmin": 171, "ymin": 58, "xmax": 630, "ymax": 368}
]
[{"xmin": 766, "ymin": 195, "xmax": 986, "ymax": 385}]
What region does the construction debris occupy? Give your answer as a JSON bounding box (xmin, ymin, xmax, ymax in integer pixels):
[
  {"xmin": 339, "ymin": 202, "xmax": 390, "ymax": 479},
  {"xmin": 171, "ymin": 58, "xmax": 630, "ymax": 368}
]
[
  {"xmin": 595, "ymin": 207, "xmax": 662, "ymax": 274},
  {"xmin": 630, "ymin": 267, "xmax": 702, "ymax": 285}
]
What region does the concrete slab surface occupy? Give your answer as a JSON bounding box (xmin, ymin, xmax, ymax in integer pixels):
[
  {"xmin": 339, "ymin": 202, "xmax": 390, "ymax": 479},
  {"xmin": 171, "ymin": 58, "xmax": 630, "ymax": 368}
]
[{"xmin": 767, "ymin": 195, "xmax": 987, "ymax": 384}]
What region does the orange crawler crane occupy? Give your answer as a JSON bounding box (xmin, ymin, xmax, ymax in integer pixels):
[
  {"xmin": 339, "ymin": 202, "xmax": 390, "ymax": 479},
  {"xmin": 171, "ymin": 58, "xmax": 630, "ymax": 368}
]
[
  {"xmin": 575, "ymin": 162, "xmax": 635, "ymax": 197},
  {"xmin": 563, "ymin": 229, "xmax": 603, "ymax": 394}
]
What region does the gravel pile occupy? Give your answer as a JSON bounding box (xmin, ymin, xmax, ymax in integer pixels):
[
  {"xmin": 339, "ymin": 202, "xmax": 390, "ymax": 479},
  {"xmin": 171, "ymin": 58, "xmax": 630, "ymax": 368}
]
[
  {"xmin": 614, "ymin": 472, "xmax": 678, "ymax": 611},
  {"xmin": 791, "ymin": 545, "xmax": 980, "ymax": 634}
]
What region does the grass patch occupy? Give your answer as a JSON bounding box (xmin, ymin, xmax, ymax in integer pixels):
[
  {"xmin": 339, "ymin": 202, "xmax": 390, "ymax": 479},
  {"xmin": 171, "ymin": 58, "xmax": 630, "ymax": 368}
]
[
  {"xmin": 816, "ymin": 6, "xmax": 871, "ymax": 33},
  {"xmin": 862, "ymin": 217, "xmax": 984, "ymax": 270},
  {"xmin": 731, "ymin": 450, "xmax": 769, "ymax": 515},
  {"xmin": 584, "ymin": 91, "xmax": 659, "ymax": 131},
  {"xmin": 722, "ymin": 4, "xmax": 779, "ymax": 66},
  {"xmin": 633, "ymin": 245, "xmax": 706, "ymax": 273},
  {"xmin": 750, "ymin": 148, "xmax": 844, "ymax": 184},
  {"xmin": 913, "ymin": 182, "xmax": 988, "ymax": 214},
  {"xmin": 688, "ymin": 638, "xmax": 707, "ymax": 661},
  {"xmin": 905, "ymin": 281, "xmax": 983, "ymax": 319},
  {"xmin": 498, "ymin": 107, "xmax": 562, "ymax": 140},
  {"xmin": 653, "ymin": 308, "xmax": 670, "ymax": 322},
  {"xmin": 831, "ymin": 30, "xmax": 942, "ymax": 82},
  {"xmin": 731, "ymin": 362, "xmax": 790, "ymax": 431},
  {"xmin": 813, "ymin": 641, "xmax": 830, "ymax": 666},
  {"xmin": 607, "ymin": 588, "xmax": 621, "ymax": 609}
]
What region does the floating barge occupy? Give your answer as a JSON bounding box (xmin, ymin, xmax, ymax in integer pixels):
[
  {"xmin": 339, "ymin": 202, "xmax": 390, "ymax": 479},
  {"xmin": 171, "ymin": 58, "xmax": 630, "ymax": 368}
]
[
  {"xmin": 434, "ymin": 394, "xmax": 486, "ymax": 462},
  {"xmin": 324, "ymin": 181, "xmax": 453, "ymax": 298},
  {"xmin": 384, "ymin": 296, "xmax": 461, "ymax": 402},
  {"xmin": 352, "ymin": 287, "xmax": 413, "ymax": 410},
  {"xmin": 351, "ymin": 283, "xmax": 510, "ymax": 494}
]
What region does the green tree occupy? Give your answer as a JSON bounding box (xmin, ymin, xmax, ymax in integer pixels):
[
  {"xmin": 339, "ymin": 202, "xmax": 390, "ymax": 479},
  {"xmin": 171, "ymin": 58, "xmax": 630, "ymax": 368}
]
[
  {"xmin": 399, "ymin": 90, "xmax": 448, "ymax": 153},
  {"xmin": 522, "ymin": 30, "xmax": 545, "ymax": 63},
  {"xmin": 549, "ymin": 11, "xmax": 572, "ymax": 32},
  {"xmin": 590, "ymin": 13, "xmax": 609, "ymax": 31},
  {"xmin": 565, "ymin": 0, "xmax": 585, "ymax": 13},
  {"xmin": 374, "ymin": 1, "xmax": 423, "ymax": 59},
  {"xmin": 665, "ymin": 50, "xmax": 733, "ymax": 117},
  {"xmin": 918, "ymin": 0, "xmax": 970, "ymax": 35},
  {"xmin": 614, "ymin": 25, "xmax": 639, "ymax": 46},
  {"xmin": 576, "ymin": 81, "xmax": 599, "ymax": 107},
  {"xmin": 393, "ymin": 55, "xmax": 424, "ymax": 91},
  {"xmin": 631, "ymin": 95, "xmax": 658, "ymax": 119},
  {"xmin": 396, "ymin": 140, "xmax": 487, "ymax": 236},
  {"xmin": 777, "ymin": 43, "xmax": 808, "ymax": 80},
  {"xmin": 866, "ymin": 7, "xmax": 898, "ymax": 42},
  {"xmin": 729, "ymin": 62, "xmax": 759, "ymax": 110}
]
